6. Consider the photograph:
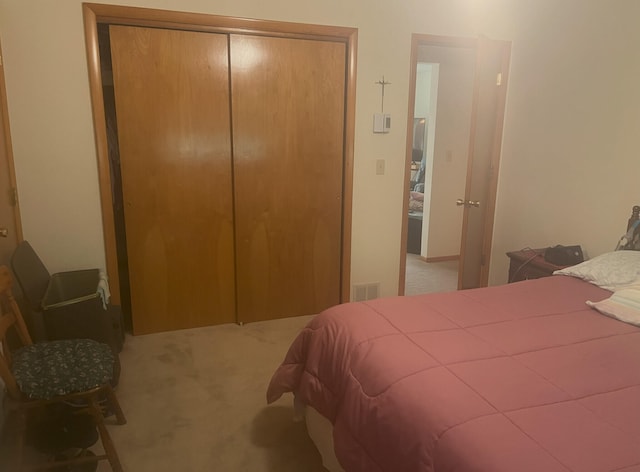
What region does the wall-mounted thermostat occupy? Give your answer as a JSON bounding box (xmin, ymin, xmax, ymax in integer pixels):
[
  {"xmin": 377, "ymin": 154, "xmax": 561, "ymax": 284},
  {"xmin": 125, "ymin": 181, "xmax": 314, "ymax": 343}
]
[{"xmin": 373, "ymin": 113, "xmax": 391, "ymax": 134}]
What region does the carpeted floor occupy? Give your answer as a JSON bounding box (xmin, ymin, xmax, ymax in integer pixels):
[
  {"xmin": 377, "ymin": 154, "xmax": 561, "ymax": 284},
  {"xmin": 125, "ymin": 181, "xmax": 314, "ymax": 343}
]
[
  {"xmin": 404, "ymin": 254, "xmax": 458, "ymax": 296},
  {"xmin": 0, "ymin": 315, "xmax": 326, "ymax": 471},
  {"xmin": 92, "ymin": 314, "xmax": 326, "ymax": 471},
  {"xmin": 6, "ymin": 260, "xmax": 458, "ymax": 471}
]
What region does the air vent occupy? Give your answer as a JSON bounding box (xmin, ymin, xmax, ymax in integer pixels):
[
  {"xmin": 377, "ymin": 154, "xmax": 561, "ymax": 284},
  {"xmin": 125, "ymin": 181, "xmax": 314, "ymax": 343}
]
[{"xmin": 353, "ymin": 283, "xmax": 380, "ymax": 302}]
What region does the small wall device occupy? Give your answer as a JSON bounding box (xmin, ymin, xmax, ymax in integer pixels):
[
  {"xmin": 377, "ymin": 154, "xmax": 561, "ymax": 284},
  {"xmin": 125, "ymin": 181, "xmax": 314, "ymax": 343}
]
[{"xmin": 373, "ymin": 113, "xmax": 391, "ymax": 133}]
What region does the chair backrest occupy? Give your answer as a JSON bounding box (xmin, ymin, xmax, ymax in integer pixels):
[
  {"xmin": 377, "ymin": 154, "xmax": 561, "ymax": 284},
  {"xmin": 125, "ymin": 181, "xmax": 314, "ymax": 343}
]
[
  {"xmin": 11, "ymin": 240, "xmax": 51, "ymax": 311},
  {"xmin": 0, "ymin": 265, "xmax": 33, "ymax": 399}
]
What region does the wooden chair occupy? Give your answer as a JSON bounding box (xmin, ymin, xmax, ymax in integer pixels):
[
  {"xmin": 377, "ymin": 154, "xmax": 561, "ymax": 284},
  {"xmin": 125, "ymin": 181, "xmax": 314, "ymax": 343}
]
[{"xmin": 0, "ymin": 265, "xmax": 126, "ymax": 471}]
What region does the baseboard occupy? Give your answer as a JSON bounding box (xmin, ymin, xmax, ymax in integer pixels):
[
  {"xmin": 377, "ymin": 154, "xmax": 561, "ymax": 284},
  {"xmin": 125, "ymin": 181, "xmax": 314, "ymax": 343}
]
[{"xmin": 424, "ymin": 255, "xmax": 459, "ymax": 263}]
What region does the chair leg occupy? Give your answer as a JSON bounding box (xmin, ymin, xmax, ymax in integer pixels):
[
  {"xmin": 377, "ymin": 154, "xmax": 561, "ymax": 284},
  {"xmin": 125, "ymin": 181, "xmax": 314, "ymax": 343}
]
[
  {"xmin": 88, "ymin": 394, "xmax": 123, "ymax": 472},
  {"xmin": 104, "ymin": 385, "xmax": 127, "ymax": 425}
]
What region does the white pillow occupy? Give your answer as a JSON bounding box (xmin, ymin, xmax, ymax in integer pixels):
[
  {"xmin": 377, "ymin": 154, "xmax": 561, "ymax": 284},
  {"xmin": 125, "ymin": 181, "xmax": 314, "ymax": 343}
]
[
  {"xmin": 587, "ymin": 287, "xmax": 640, "ymax": 327},
  {"xmin": 553, "ymin": 250, "xmax": 640, "ymax": 291}
]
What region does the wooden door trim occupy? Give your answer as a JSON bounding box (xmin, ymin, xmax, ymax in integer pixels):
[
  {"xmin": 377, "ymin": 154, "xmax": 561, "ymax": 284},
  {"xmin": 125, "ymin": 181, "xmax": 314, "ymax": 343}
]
[
  {"xmin": 399, "ymin": 34, "xmax": 477, "ymax": 295},
  {"xmin": 83, "ymin": 3, "xmax": 357, "ymax": 307},
  {"xmin": 85, "ymin": 3, "xmax": 355, "ymax": 41},
  {"xmin": 342, "ymin": 34, "xmax": 357, "ymax": 302},
  {"xmin": 83, "ymin": 7, "xmax": 119, "ymax": 302},
  {"xmin": 0, "ymin": 40, "xmax": 23, "ymax": 243},
  {"xmin": 398, "ymin": 35, "xmax": 420, "ymax": 296},
  {"xmin": 478, "ymin": 40, "xmax": 511, "ymax": 286}
]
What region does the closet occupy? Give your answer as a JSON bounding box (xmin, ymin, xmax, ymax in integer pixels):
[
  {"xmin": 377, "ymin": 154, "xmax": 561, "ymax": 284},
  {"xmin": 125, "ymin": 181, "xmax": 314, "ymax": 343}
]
[{"xmin": 102, "ymin": 19, "xmax": 352, "ymax": 335}]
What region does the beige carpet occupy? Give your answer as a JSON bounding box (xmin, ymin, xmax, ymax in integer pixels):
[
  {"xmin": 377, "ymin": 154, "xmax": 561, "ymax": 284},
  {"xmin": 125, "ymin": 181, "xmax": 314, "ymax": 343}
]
[
  {"xmin": 78, "ymin": 315, "xmax": 327, "ymax": 471},
  {"xmin": 404, "ymin": 254, "xmax": 458, "ymax": 296},
  {"xmin": 5, "ymin": 269, "xmax": 454, "ymax": 471}
]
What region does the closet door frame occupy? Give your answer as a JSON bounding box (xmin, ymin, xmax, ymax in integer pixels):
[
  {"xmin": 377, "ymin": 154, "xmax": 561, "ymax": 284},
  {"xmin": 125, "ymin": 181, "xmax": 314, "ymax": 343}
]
[{"xmin": 82, "ymin": 3, "xmax": 357, "ymax": 308}]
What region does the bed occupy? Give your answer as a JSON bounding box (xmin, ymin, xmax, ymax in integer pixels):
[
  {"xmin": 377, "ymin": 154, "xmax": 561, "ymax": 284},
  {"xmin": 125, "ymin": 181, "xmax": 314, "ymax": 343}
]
[{"xmin": 267, "ymin": 206, "xmax": 640, "ymax": 472}]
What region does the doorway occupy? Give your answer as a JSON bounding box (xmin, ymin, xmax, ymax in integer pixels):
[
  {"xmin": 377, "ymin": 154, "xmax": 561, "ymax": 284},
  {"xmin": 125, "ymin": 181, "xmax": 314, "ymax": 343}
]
[{"xmin": 399, "ymin": 34, "xmax": 511, "ymax": 295}]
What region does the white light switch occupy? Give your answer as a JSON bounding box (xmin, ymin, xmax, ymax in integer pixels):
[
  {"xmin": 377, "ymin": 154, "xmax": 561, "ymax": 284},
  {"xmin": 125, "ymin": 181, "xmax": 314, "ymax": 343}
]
[
  {"xmin": 376, "ymin": 159, "xmax": 385, "ymax": 175},
  {"xmin": 373, "ymin": 113, "xmax": 391, "ymax": 133}
]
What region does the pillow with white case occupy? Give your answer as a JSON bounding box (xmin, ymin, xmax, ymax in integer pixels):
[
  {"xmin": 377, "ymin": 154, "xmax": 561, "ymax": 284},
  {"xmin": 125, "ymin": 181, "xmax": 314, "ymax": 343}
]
[{"xmin": 553, "ymin": 250, "xmax": 640, "ymax": 291}]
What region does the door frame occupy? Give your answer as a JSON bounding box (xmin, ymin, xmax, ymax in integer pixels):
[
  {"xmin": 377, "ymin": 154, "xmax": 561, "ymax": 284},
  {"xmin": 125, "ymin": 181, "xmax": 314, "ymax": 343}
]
[
  {"xmin": 0, "ymin": 38, "xmax": 23, "ymax": 251},
  {"xmin": 82, "ymin": 3, "xmax": 357, "ymax": 307},
  {"xmin": 398, "ymin": 33, "xmax": 509, "ymax": 294}
]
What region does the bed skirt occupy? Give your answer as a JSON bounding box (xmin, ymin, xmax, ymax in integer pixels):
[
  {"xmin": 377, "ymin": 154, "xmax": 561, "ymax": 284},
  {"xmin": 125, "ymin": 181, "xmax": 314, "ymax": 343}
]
[{"xmin": 305, "ymin": 405, "xmax": 344, "ymax": 472}]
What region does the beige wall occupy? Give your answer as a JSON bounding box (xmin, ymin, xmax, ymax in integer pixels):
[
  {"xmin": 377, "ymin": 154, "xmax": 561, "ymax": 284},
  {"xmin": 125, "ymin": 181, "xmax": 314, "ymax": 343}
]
[{"xmin": 1, "ymin": 0, "xmax": 639, "ymax": 298}]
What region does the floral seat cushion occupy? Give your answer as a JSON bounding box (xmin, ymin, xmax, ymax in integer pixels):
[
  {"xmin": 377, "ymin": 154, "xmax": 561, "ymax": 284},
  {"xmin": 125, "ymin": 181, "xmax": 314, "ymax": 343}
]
[{"xmin": 12, "ymin": 339, "xmax": 114, "ymax": 400}]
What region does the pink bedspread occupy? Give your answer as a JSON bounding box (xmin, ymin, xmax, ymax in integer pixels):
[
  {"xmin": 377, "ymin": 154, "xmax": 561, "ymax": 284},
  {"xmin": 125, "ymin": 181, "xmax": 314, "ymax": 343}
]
[{"xmin": 267, "ymin": 276, "xmax": 640, "ymax": 472}]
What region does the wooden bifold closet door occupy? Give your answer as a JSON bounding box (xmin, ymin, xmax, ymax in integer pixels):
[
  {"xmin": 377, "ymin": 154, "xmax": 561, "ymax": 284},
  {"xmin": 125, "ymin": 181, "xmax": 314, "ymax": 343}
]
[
  {"xmin": 109, "ymin": 26, "xmax": 345, "ymax": 334},
  {"xmin": 230, "ymin": 35, "xmax": 345, "ymax": 323}
]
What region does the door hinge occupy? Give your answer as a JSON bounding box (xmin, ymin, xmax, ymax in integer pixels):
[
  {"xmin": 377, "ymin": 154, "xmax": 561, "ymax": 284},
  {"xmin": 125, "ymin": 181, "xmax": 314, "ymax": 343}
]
[
  {"xmin": 481, "ymin": 254, "xmax": 486, "ymax": 266},
  {"xmin": 496, "ymin": 72, "xmax": 502, "ymax": 86}
]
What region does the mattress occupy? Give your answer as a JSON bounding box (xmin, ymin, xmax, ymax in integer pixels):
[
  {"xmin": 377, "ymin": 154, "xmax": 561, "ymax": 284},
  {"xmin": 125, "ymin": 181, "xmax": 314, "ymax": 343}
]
[{"xmin": 267, "ymin": 275, "xmax": 640, "ymax": 472}]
